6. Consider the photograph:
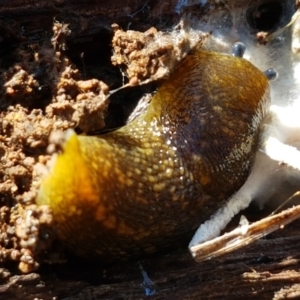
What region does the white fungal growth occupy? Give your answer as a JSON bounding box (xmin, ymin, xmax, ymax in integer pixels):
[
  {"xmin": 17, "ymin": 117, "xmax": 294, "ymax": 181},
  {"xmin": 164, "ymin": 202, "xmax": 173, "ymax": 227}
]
[
  {"xmin": 189, "ymin": 188, "xmax": 252, "ymax": 246},
  {"xmin": 175, "ymin": 0, "xmax": 208, "ymax": 14}
]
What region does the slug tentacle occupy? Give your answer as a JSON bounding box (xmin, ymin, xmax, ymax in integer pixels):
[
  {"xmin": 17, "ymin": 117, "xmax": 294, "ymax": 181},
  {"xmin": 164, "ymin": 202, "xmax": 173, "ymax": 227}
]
[{"xmin": 37, "ymin": 50, "xmax": 270, "ymax": 261}]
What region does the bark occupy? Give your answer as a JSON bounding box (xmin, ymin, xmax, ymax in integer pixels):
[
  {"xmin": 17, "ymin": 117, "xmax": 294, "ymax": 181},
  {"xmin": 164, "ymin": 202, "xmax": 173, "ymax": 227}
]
[{"xmin": 1, "ymin": 220, "xmax": 300, "ymax": 300}]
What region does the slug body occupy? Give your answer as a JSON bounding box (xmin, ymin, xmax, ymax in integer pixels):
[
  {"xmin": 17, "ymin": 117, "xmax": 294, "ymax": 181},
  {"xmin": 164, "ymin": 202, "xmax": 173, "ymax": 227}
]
[{"xmin": 37, "ymin": 50, "xmax": 270, "ymax": 261}]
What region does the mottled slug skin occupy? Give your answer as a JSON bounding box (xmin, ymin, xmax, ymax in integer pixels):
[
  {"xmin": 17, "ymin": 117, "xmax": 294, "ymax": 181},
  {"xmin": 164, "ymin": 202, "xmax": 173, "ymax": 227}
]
[{"xmin": 37, "ymin": 50, "xmax": 270, "ymax": 261}]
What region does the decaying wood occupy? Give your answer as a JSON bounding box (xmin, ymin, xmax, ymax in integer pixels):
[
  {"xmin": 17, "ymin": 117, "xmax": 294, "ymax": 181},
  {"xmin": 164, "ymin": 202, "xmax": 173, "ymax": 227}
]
[
  {"xmin": 1, "ymin": 218, "xmax": 300, "ymax": 299},
  {"xmin": 1, "ymin": 1, "xmax": 300, "ymax": 299}
]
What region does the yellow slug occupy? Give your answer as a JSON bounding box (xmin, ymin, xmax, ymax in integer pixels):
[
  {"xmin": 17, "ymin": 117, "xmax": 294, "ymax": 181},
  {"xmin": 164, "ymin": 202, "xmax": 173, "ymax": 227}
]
[{"xmin": 37, "ymin": 49, "xmax": 270, "ymax": 261}]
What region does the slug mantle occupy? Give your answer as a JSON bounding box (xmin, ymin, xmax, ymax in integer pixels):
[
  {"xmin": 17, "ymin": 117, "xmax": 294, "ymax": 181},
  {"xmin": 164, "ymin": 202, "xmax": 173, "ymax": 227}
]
[{"xmin": 36, "ymin": 49, "xmax": 270, "ymax": 261}]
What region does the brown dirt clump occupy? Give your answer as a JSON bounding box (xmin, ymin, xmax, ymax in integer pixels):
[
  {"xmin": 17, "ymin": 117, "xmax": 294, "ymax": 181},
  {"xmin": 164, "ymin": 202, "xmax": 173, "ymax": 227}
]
[
  {"xmin": 111, "ymin": 22, "xmax": 203, "ymax": 84},
  {"xmin": 0, "ymin": 22, "xmax": 111, "ymax": 274}
]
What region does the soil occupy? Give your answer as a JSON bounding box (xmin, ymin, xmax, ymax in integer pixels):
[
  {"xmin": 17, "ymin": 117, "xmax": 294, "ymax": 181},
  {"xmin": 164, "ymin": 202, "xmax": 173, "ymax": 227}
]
[{"xmin": 1, "ymin": 1, "xmax": 300, "ymax": 299}]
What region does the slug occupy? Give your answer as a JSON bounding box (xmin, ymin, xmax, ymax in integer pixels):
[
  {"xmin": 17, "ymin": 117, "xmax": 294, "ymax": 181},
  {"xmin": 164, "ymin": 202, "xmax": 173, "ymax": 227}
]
[{"xmin": 36, "ymin": 48, "xmax": 270, "ymax": 261}]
